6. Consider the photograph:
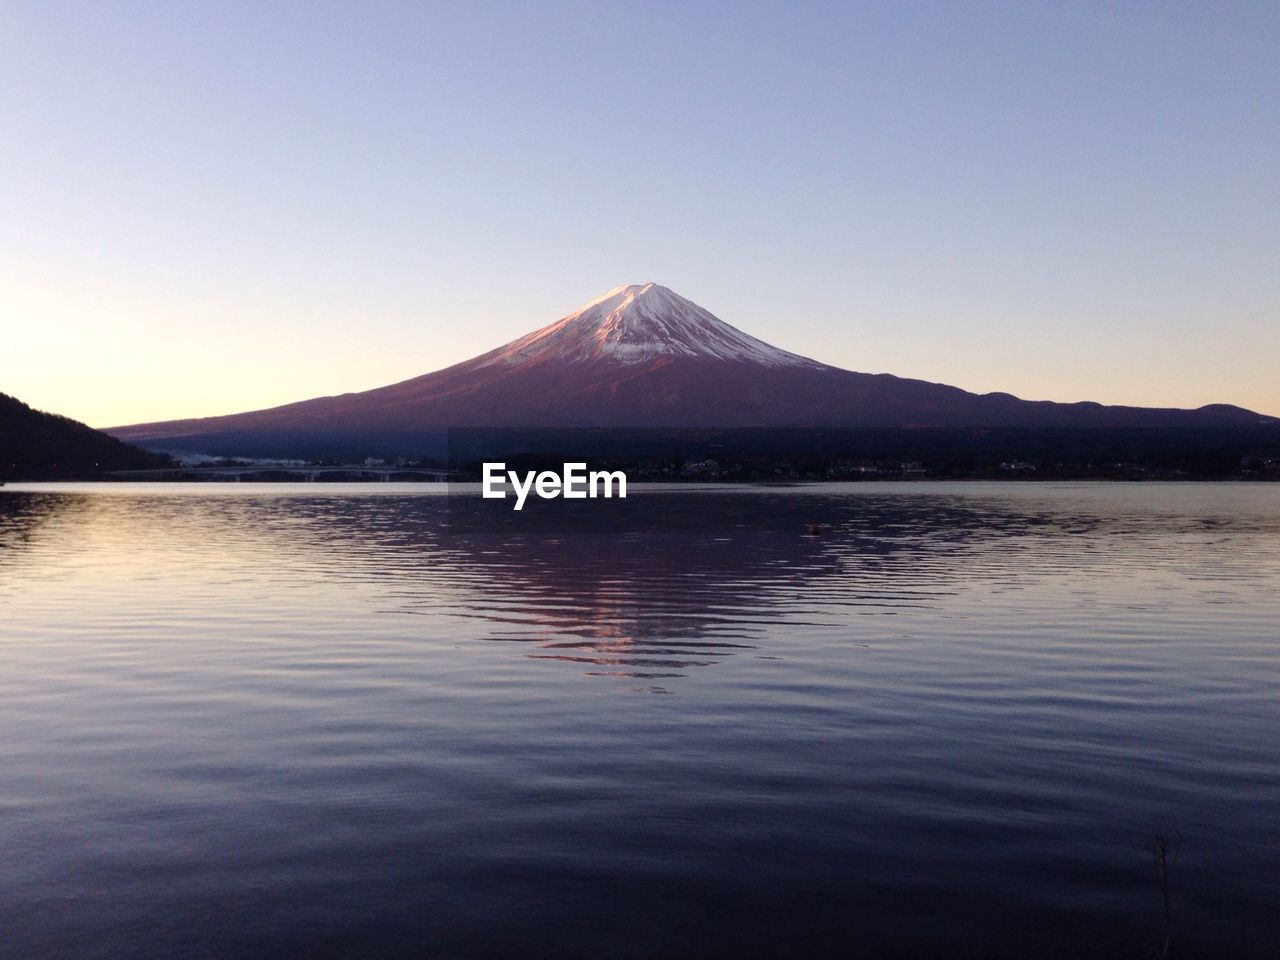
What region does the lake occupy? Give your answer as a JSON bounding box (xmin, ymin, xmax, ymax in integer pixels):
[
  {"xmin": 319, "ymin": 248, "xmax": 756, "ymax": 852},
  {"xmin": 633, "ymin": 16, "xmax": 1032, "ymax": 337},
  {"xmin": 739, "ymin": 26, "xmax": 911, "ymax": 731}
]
[{"xmin": 1, "ymin": 482, "xmax": 1277, "ymax": 958}]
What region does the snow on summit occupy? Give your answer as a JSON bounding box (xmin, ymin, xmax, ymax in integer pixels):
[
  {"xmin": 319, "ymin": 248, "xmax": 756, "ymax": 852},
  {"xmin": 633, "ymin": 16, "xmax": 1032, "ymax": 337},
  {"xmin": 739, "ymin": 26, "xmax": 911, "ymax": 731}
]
[{"xmin": 478, "ymin": 283, "xmax": 827, "ymax": 368}]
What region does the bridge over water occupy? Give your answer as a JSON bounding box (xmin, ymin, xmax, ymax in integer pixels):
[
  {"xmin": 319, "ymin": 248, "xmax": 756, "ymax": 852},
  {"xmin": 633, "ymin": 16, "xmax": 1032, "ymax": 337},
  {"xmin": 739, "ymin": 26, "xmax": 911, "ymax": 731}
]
[{"xmin": 104, "ymin": 465, "xmax": 462, "ymax": 482}]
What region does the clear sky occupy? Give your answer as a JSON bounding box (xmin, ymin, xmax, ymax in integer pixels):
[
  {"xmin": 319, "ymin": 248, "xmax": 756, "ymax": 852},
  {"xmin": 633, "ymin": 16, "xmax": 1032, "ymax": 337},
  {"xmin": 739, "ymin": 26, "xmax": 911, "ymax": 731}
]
[{"xmin": 2, "ymin": 1, "xmax": 1277, "ymax": 427}]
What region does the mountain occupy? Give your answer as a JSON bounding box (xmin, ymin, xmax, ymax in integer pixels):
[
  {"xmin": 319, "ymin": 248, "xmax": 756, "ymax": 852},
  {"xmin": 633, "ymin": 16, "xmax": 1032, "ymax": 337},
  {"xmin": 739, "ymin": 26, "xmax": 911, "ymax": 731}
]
[
  {"xmin": 109, "ymin": 283, "xmax": 1274, "ymax": 458},
  {"xmin": 1, "ymin": 393, "xmax": 173, "ymax": 480}
]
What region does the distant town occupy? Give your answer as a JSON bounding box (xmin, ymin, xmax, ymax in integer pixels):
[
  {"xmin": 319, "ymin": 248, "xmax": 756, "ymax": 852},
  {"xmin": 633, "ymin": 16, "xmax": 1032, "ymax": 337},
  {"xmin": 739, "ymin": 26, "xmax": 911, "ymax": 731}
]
[
  {"xmin": 98, "ymin": 451, "xmax": 1280, "ymax": 483},
  {"xmin": 5, "ymin": 391, "xmax": 1278, "ymax": 484}
]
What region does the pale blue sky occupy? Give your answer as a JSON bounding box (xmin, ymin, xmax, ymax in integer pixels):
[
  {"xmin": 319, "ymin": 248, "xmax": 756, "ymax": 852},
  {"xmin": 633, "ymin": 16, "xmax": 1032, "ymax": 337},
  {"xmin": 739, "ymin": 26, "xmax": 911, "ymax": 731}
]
[{"xmin": 2, "ymin": 1, "xmax": 1277, "ymax": 426}]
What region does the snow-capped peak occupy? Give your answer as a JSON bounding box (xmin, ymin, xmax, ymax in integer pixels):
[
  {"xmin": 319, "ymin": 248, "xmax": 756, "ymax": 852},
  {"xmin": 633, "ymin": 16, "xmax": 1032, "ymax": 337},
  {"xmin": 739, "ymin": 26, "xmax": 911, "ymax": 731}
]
[{"xmin": 477, "ymin": 283, "xmax": 827, "ymax": 369}]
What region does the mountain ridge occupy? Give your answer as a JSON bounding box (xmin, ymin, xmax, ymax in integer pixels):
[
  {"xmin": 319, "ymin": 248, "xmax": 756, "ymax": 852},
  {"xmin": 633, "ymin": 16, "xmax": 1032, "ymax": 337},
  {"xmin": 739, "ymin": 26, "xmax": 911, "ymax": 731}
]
[
  {"xmin": 108, "ymin": 283, "xmax": 1274, "ymax": 457},
  {"xmin": 1, "ymin": 393, "xmax": 173, "ymax": 480}
]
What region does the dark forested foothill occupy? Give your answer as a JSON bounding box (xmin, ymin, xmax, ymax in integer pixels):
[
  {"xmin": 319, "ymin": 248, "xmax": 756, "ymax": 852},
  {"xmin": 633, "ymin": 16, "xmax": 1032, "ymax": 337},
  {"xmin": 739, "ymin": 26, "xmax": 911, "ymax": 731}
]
[{"xmin": 0, "ymin": 393, "xmax": 173, "ymax": 481}]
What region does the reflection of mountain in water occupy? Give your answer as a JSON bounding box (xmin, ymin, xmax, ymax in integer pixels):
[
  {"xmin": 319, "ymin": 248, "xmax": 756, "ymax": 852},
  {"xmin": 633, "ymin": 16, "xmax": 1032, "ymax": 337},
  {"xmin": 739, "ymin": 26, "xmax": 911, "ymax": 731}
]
[
  {"xmin": 5, "ymin": 487, "xmax": 1270, "ymax": 684},
  {"xmin": 423, "ymin": 494, "xmax": 932, "ymax": 678},
  {"xmin": 296, "ymin": 490, "xmax": 1124, "ymax": 681}
]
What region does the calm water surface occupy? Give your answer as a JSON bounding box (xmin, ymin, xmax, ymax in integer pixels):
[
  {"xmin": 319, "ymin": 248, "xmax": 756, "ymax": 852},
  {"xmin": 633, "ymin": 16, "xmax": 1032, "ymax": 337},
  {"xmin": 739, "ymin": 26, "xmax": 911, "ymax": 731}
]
[{"xmin": 0, "ymin": 482, "xmax": 1277, "ymax": 959}]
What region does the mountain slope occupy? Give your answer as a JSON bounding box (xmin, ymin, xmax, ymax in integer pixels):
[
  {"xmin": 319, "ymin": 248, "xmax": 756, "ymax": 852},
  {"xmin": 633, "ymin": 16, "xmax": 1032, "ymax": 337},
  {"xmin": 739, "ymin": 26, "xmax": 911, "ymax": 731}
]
[
  {"xmin": 109, "ymin": 283, "xmax": 1274, "ymax": 457},
  {"xmin": 1, "ymin": 393, "xmax": 173, "ymax": 480}
]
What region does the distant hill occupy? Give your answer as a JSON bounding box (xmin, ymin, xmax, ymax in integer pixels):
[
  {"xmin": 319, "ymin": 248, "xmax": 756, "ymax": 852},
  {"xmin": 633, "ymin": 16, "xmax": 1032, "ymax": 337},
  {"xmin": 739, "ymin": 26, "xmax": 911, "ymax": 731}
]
[
  {"xmin": 110, "ymin": 283, "xmax": 1275, "ymax": 460},
  {"xmin": 0, "ymin": 393, "xmax": 172, "ymax": 481}
]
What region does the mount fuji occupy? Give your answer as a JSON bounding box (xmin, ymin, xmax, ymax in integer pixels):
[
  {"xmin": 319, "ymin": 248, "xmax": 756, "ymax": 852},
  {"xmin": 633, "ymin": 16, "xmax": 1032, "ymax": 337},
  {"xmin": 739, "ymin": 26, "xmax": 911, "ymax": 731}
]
[{"xmin": 110, "ymin": 283, "xmax": 1271, "ymax": 457}]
